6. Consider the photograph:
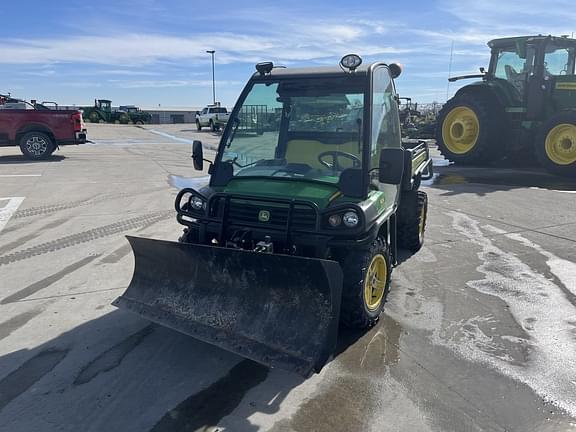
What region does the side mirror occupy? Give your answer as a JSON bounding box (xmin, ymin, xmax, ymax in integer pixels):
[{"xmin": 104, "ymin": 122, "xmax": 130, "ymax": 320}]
[
  {"xmin": 378, "ymin": 148, "xmax": 405, "ymax": 184},
  {"xmin": 192, "ymin": 140, "xmax": 204, "ymax": 171},
  {"xmin": 389, "ymin": 63, "xmax": 403, "ymax": 79}
]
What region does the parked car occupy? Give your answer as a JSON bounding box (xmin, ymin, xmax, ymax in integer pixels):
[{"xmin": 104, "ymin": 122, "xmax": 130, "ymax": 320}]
[
  {"xmin": 196, "ymin": 105, "xmax": 230, "ymax": 131},
  {"xmin": 0, "ymin": 94, "xmax": 87, "ymax": 159}
]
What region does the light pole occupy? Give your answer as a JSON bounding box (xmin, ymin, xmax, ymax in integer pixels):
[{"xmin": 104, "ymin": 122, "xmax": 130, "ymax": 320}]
[{"xmin": 206, "ymin": 50, "xmax": 216, "ymax": 105}]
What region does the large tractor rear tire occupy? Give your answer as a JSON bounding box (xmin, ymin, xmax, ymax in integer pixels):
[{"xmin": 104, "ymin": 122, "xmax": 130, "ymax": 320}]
[
  {"xmin": 436, "ymin": 94, "xmax": 502, "ymax": 165},
  {"xmin": 398, "ymin": 190, "xmax": 428, "ymax": 253},
  {"xmin": 89, "ymin": 112, "xmax": 100, "ymax": 123},
  {"xmin": 338, "ymin": 238, "xmax": 392, "ymax": 329},
  {"xmin": 535, "ymin": 112, "xmax": 576, "ymax": 178}
]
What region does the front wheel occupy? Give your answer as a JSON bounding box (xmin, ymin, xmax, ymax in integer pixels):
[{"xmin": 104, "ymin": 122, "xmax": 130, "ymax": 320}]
[
  {"xmin": 338, "ymin": 238, "xmax": 392, "ymax": 329},
  {"xmin": 19, "ymin": 131, "xmax": 55, "ymax": 160},
  {"xmin": 535, "ymin": 112, "xmax": 576, "ymax": 178}
]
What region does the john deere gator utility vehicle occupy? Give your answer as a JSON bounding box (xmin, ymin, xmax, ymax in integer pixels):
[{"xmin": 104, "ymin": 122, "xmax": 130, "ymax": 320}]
[
  {"xmin": 437, "ymin": 35, "xmax": 576, "ymax": 177},
  {"xmin": 114, "ymin": 55, "xmax": 432, "ymax": 376}
]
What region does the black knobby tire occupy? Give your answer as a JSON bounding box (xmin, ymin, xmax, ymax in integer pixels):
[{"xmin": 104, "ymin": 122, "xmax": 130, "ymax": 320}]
[
  {"xmin": 19, "ymin": 131, "xmax": 55, "ymax": 160},
  {"xmin": 398, "ymin": 190, "xmax": 428, "ymax": 253},
  {"xmin": 196, "ymin": 120, "xmax": 202, "ymax": 131},
  {"xmin": 436, "ymin": 94, "xmax": 503, "ymax": 165},
  {"xmin": 535, "ymin": 112, "xmax": 576, "ymax": 178},
  {"xmin": 338, "ymin": 237, "xmax": 392, "ymax": 329}
]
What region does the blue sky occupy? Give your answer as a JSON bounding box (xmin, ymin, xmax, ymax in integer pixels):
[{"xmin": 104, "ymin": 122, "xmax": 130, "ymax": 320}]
[{"xmin": 1, "ymin": 0, "xmax": 574, "ymax": 108}]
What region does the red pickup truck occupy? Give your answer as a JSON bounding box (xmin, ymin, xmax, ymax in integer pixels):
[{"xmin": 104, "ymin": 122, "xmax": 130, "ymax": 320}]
[{"xmin": 0, "ymin": 95, "xmax": 87, "ymax": 160}]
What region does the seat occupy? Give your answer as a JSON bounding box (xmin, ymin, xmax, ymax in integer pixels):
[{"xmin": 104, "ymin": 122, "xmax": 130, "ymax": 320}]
[{"xmin": 284, "ymin": 140, "xmax": 360, "ymax": 170}]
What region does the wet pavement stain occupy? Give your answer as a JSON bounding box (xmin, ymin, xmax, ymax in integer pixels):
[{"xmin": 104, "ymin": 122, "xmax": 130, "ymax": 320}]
[
  {"xmin": 0, "ymin": 348, "xmax": 68, "ymax": 412},
  {"xmin": 0, "ymin": 254, "xmax": 99, "ymax": 304},
  {"xmin": 269, "ymin": 316, "xmax": 404, "ymax": 432},
  {"xmin": 74, "ymin": 325, "xmax": 153, "ymax": 385},
  {"xmin": 0, "ymin": 308, "xmax": 43, "ymax": 341},
  {"xmin": 150, "ymin": 359, "xmax": 268, "ymax": 432}
]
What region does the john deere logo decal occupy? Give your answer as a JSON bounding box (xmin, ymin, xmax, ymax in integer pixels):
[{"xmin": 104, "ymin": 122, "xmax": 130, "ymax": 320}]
[{"xmin": 258, "ymin": 210, "xmax": 270, "ymax": 222}]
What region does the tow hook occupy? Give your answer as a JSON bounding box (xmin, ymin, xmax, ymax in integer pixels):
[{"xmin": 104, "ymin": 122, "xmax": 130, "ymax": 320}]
[{"xmin": 254, "ymin": 236, "xmax": 274, "ymax": 253}]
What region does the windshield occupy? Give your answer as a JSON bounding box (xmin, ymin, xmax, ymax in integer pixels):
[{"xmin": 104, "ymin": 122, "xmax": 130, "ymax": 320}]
[{"xmin": 221, "ymin": 78, "xmax": 365, "ymax": 184}]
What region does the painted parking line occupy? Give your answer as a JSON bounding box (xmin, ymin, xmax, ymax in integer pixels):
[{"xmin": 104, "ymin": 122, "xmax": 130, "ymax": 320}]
[
  {"xmin": 0, "ymin": 197, "xmax": 25, "ymax": 233},
  {"xmin": 0, "ymin": 175, "xmax": 42, "ymax": 178}
]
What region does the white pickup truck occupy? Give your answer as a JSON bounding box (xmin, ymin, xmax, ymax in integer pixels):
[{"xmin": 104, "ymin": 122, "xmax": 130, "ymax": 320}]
[{"xmin": 195, "ymin": 105, "xmax": 230, "ymax": 131}]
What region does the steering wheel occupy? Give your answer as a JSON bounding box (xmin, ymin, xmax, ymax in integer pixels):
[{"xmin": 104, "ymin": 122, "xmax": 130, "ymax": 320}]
[{"xmin": 318, "ymin": 151, "xmax": 361, "ymax": 172}]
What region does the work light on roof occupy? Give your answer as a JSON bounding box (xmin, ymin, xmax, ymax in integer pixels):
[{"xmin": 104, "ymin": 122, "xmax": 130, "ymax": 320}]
[{"xmin": 340, "ymin": 54, "xmax": 362, "ymax": 72}]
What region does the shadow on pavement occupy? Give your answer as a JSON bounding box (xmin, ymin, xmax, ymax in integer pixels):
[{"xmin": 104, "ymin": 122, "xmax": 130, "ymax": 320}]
[
  {"xmin": 427, "ymin": 165, "xmax": 576, "ymax": 196},
  {"xmin": 0, "ymin": 155, "xmax": 65, "ymax": 164}
]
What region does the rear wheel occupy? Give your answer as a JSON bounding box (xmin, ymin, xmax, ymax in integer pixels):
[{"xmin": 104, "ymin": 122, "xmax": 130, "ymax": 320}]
[
  {"xmin": 338, "ymin": 238, "xmax": 392, "ymax": 329},
  {"xmin": 89, "ymin": 112, "xmax": 100, "ymax": 123},
  {"xmin": 19, "ymin": 131, "xmax": 55, "ymax": 160},
  {"xmin": 536, "ymin": 112, "xmax": 576, "ymax": 178},
  {"xmin": 398, "ymin": 190, "xmax": 428, "ymax": 253},
  {"xmin": 436, "ymin": 94, "xmax": 502, "ymax": 165},
  {"xmin": 135, "ymin": 120, "xmax": 145, "ymax": 125},
  {"xmin": 196, "ymin": 120, "xmax": 202, "ymax": 131}
]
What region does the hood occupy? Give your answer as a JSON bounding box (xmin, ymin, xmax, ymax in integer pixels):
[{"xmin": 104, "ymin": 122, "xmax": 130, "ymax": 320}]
[{"xmin": 220, "ymin": 178, "xmax": 342, "ymax": 209}]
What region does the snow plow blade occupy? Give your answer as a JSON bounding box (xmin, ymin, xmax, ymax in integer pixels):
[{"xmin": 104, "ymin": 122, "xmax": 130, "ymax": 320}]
[{"xmin": 113, "ymin": 236, "xmax": 343, "ymax": 376}]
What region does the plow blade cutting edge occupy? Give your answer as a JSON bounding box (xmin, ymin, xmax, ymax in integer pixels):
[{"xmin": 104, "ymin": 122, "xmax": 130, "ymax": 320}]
[{"xmin": 113, "ymin": 236, "xmax": 343, "ymax": 376}]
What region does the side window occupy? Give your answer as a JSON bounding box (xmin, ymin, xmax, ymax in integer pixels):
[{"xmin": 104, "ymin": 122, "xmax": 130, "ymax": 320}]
[
  {"xmin": 494, "ymin": 50, "xmax": 529, "ymax": 79},
  {"xmin": 544, "ymin": 46, "xmax": 575, "ymax": 76},
  {"xmin": 494, "ymin": 46, "xmax": 535, "ymax": 98},
  {"xmin": 201, "ymin": 108, "xmax": 207, "ymax": 115},
  {"xmin": 371, "ymin": 67, "xmax": 400, "ymax": 169}
]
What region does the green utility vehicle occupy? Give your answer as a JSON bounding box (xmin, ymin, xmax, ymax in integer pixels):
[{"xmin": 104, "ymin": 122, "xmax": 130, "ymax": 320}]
[
  {"xmin": 437, "ymin": 35, "xmax": 576, "ymax": 177},
  {"xmin": 114, "ymin": 55, "xmax": 432, "ymax": 376}
]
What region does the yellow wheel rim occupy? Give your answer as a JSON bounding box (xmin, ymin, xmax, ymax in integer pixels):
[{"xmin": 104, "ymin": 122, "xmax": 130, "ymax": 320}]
[
  {"xmin": 441, "ymin": 106, "xmax": 480, "ymax": 154},
  {"xmin": 545, "ymin": 123, "xmax": 576, "ymax": 165},
  {"xmin": 363, "ymin": 254, "xmax": 388, "ymax": 311}
]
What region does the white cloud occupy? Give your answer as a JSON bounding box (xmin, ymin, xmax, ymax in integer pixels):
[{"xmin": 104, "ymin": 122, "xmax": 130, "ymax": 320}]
[
  {"xmin": 0, "ymin": 20, "xmax": 411, "ymax": 67},
  {"xmin": 107, "ymin": 79, "xmax": 243, "ymax": 88}
]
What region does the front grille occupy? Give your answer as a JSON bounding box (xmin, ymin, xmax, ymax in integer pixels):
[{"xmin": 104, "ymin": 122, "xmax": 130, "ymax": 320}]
[{"xmin": 211, "ymin": 197, "xmax": 317, "ymax": 230}]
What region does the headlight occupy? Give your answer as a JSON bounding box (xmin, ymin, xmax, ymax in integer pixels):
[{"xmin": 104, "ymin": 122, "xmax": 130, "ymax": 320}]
[
  {"xmin": 328, "ymin": 214, "xmax": 342, "ymax": 227},
  {"xmin": 343, "ymin": 211, "xmax": 359, "ymax": 227},
  {"xmin": 190, "ymin": 196, "xmax": 205, "ymax": 210}
]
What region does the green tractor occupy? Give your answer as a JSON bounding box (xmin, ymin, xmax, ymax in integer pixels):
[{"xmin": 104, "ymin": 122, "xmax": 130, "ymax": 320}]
[
  {"xmin": 113, "ymin": 55, "xmax": 433, "ymax": 376},
  {"xmin": 437, "ymin": 35, "xmax": 576, "ymax": 177},
  {"xmin": 82, "ymin": 100, "xmax": 150, "ymax": 124},
  {"xmin": 82, "ymin": 99, "xmax": 114, "ymax": 123}
]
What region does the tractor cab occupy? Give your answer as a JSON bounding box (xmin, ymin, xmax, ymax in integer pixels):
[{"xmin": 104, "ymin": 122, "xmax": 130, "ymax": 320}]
[
  {"xmin": 487, "ymin": 36, "xmax": 576, "ymax": 115},
  {"xmin": 96, "ymin": 99, "xmax": 112, "ymax": 112}
]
